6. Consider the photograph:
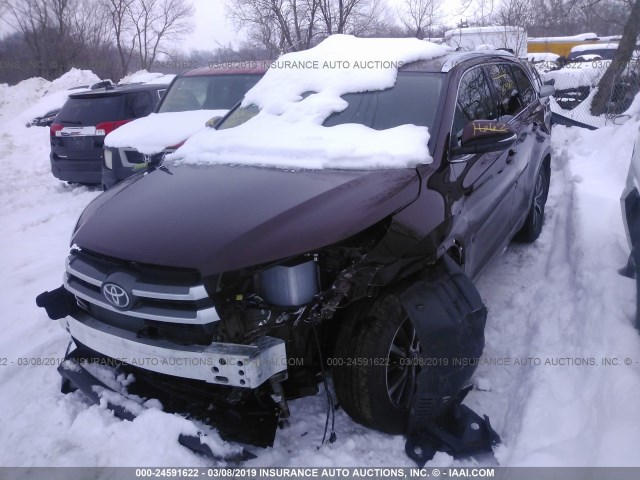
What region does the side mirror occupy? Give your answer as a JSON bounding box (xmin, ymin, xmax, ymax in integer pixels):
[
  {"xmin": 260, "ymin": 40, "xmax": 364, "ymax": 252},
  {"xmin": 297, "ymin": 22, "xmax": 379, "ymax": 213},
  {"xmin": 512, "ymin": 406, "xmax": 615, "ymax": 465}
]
[
  {"xmin": 539, "ymin": 84, "xmax": 555, "ymax": 98},
  {"xmin": 206, "ymin": 116, "xmax": 222, "ymax": 128},
  {"xmin": 451, "ymin": 120, "xmax": 518, "ymax": 159}
]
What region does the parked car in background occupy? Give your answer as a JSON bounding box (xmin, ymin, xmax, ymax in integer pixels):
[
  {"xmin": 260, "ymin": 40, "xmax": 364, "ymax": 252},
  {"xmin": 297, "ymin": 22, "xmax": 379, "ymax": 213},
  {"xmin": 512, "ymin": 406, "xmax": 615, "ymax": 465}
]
[
  {"xmin": 102, "ymin": 64, "xmax": 267, "ymax": 190},
  {"xmin": 26, "ymin": 80, "xmax": 116, "ymax": 128},
  {"xmin": 621, "ymin": 129, "xmax": 640, "ymax": 331},
  {"xmin": 26, "ymin": 108, "xmax": 60, "ymax": 128},
  {"xmin": 568, "ymin": 43, "xmax": 619, "ymax": 61},
  {"xmin": 49, "ymin": 83, "xmax": 167, "ymax": 184},
  {"xmin": 38, "ymin": 40, "xmax": 553, "ymax": 453}
]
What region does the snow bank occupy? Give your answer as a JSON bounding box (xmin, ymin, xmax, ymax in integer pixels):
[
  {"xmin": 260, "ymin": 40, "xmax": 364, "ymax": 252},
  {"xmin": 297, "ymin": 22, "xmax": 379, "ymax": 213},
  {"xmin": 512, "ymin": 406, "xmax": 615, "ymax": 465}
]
[
  {"xmin": 175, "ymin": 35, "xmax": 450, "ymax": 170},
  {"xmin": 119, "ymin": 70, "xmax": 176, "ymax": 85},
  {"xmin": 105, "ymin": 110, "xmax": 227, "ymax": 154},
  {"xmin": 0, "ymin": 68, "xmax": 100, "ymax": 123},
  {"xmin": 490, "ymin": 122, "xmax": 640, "ymax": 466}
]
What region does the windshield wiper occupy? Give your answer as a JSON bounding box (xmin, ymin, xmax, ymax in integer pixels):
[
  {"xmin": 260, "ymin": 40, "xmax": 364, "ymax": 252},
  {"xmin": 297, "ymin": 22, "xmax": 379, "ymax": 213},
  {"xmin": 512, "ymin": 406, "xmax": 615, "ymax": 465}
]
[{"xmin": 59, "ymin": 119, "xmax": 82, "ymax": 125}]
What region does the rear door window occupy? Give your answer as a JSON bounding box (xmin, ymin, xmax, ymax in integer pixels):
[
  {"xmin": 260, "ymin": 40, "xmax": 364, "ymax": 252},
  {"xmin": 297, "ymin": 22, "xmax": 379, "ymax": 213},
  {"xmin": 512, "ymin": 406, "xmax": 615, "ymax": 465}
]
[
  {"xmin": 510, "ymin": 65, "xmax": 536, "ymax": 107},
  {"xmin": 486, "ymin": 64, "xmax": 524, "ymax": 117}
]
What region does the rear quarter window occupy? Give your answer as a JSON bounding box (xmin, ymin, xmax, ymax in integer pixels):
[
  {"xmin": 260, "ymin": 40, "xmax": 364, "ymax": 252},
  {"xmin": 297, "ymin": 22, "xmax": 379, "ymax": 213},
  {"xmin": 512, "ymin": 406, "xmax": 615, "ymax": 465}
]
[{"xmin": 510, "ymin": 65, "xmax": 536, "ymax": 107}]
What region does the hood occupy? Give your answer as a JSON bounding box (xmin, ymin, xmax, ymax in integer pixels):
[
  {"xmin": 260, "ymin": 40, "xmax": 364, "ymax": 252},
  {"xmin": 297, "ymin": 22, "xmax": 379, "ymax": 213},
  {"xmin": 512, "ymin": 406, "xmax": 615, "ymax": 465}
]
[
  {"xmin": 72, "ymin": 163, "xmax": 420, "ymax": 275},
  {"xmin": 104, "ymin": 110, "xmax": 228, "ymax": 154}
]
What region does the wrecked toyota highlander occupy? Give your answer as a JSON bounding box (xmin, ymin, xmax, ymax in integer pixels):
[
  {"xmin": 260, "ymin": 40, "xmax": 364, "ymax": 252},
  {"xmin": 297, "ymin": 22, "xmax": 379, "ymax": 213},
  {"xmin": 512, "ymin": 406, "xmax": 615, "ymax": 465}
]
[{"xmin": 37, "ymin": 36, "xmax": 553, "ymax": 463}]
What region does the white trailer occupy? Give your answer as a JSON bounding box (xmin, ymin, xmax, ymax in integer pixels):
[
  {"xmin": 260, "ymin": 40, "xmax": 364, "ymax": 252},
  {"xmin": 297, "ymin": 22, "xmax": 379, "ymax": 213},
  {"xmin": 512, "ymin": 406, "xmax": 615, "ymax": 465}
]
[{"xmin": 444, "ymin": 26, "xmax": 528, "ymax": 58}]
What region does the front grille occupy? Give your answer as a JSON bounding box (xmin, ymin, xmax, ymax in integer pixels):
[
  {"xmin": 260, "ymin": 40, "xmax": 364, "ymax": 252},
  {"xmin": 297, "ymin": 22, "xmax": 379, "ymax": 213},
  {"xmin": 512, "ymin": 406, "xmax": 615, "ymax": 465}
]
[
  {"xmin": 64, "ymin": 250, "xmax": 219, "ymax": 326},
  {"xmin": 121, "ymin": 149, "xmax": 172, "ymax": 165}
]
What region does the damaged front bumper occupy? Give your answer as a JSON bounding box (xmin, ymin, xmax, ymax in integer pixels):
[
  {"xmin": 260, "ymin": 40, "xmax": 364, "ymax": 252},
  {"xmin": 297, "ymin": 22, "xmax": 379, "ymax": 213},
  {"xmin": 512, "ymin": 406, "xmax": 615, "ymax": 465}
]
[
  {"xmin": 37, "ymin": 286, "xmax": 286, "ymax": 449},
  {"xmin": 60, "ymin": 311, "xmax": 287, "ymax": 389}
]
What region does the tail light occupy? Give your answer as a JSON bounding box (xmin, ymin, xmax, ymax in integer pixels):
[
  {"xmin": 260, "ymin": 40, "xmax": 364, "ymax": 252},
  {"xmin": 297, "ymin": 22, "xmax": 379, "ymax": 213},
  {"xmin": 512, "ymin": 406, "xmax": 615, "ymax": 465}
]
[
  {"xmin": 50, "ymin": 123, "xmax": 64, "ymax": 137},
  {"xmin": 95, "ymin": 119, "xmax": 131, "ymax": 136},
  {"xmin": 167, "ymin": 141, "xmax": 185, "ymax": 149}
]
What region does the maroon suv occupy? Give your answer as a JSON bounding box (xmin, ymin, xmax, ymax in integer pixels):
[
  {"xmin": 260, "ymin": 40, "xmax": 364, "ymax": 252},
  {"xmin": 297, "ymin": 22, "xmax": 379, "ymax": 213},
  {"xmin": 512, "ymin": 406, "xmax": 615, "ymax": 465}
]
[{"xmin": 38, "ymin": 50, "xmax": 553, "ymax": 458}]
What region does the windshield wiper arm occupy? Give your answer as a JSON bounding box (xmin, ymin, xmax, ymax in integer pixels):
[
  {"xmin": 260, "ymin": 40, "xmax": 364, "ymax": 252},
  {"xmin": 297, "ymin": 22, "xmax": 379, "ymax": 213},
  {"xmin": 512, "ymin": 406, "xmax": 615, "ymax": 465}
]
[{"xmin": 59, "ymin": 119, "xmax": 83, "ymax": 125}]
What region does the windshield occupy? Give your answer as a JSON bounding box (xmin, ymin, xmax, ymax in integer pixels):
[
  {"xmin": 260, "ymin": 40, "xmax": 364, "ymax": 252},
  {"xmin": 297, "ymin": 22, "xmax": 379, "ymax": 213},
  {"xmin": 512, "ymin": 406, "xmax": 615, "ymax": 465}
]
[
  {"xmin": 158, "ymin": 74, "xmax": 262, "ymax": 113},
  {"xmin": 57, "ymin": 96, "xmax": 125, "ymax": 125},
  {"xmin": 217, "ymin": 72, "xmax": 444, "ymax": 132}
]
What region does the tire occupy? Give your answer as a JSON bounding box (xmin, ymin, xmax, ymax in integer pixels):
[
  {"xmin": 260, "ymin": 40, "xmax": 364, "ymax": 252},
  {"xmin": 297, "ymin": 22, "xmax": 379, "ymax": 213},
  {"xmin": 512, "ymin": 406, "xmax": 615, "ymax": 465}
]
[
  {"xmin": 517, "ymin": 162, "xmax": 550, "ymax": 242},
  {"xmin": 333, "ymin": 293, "xmax": 419, "ymax": 434}
]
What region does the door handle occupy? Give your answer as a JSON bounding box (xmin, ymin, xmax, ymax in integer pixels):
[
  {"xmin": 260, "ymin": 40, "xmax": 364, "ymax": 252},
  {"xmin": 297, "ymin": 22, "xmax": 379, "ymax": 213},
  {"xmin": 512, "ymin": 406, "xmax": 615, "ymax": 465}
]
[
  {"xmin": 532, "ymin": 121, "xmax": 539, "ymax": 131},
  {"xmin": 506, "ymin": 149, "xmax": 516, "ymax": 164}
]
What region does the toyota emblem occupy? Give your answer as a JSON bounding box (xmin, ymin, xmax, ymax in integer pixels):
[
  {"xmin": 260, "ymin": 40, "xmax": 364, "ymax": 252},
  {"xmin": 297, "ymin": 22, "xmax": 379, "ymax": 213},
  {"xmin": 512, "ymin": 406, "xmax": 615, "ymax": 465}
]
[{"xmin": 102, "ymin": 283, "xmax": 131, "ymax": 309}]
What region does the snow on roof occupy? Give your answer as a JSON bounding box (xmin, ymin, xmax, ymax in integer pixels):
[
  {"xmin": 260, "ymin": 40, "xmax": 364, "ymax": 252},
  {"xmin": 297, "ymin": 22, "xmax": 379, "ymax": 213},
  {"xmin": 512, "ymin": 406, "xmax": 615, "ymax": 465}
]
[
  {"xmin": 571, "ymin": 43, "xmax": 618, "ymax": 52},
  {"xmin": 105, "ymin": 110, "xmax": 228, "ymax": 154},
  {"xmin": 445, "ymin": 26, "xmax": 525, "ymax": 37},
  {"xmin": 119, "ymin": 70, "xmax": 176, "ymax": 86},
  {"xmin": 174, "ymin": 35, "xmax": 451, "ymax": 170},
  {"xmin": 527, "ymin": 52, "xmax": 560, "ymax": 62},
  {"xmin": 528, "ymin": 33, "xmax": 599, "ymax": 42}
]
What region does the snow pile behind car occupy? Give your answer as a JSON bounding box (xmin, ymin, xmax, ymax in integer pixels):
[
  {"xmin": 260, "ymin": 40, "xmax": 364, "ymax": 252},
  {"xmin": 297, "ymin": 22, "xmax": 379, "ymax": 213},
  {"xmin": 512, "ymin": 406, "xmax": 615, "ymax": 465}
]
[
  {"xmin": 0, "ymin": 68, "xmax": 100, "ymax": 124},
  {"xmin": 174, "ymin": 35, "xmax": 451, "ymax": 170}
]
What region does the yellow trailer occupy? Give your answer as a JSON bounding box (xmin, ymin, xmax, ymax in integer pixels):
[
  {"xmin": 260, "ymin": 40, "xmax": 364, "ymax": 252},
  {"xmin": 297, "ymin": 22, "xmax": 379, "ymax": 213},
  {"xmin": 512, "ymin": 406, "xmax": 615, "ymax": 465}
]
[{"xmin": 528, "ymin": 33, "xmax": 607, "ymax": 57}]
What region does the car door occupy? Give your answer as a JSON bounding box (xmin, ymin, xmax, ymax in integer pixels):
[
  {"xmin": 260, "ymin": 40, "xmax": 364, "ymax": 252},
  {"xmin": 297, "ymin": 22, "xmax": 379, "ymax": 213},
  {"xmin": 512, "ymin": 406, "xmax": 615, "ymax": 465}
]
[
  {"xmin": 507, "ymin": 64, "xmax": 549, "ymax": 226},
  {"xmin": 449, "ymin": 65, "xmax": 520, "ymax": 278}
]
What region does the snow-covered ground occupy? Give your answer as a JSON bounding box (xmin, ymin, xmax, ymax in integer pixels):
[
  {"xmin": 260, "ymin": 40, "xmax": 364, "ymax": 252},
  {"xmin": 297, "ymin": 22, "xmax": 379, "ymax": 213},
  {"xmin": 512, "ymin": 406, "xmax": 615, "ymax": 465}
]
[{"xmin": 2, "ymin": 70, "xmax": 640, "ymax": 469}]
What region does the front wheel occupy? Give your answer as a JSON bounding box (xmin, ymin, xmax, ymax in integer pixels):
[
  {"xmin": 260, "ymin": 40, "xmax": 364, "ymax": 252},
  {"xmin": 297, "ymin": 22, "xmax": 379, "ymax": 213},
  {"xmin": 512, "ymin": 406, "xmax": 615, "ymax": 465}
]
[
  {"xmin": 333, "ymin": 294, "xmax": 419, "ymax": 434},
  {"xmin": 517, "ymin": 163, "xmax": 550, "ymax": 242}
]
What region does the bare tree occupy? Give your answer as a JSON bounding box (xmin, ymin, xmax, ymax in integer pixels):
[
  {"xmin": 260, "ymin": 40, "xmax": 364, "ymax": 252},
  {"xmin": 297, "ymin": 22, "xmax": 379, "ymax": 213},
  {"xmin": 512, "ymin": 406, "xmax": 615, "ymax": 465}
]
[
  {"xmin": 228, "ymin": 0, "xmax": 393, "ymax": 54},
  {"xmin": 128, "ymin": 0, "xmax": 194, "ymax": 70},
  {"xmin": 591, "ymin": 0, "xmax": 640, "ymax": 115},
  {"xmin": 318, "ymin": 0, "xmax": 386, "ymax": 35},
  {"xmin": 346, "ymin": 0, "xmax": 395, "ymax": 36},
  {"xmin": 3, "ymin": 0, "xmax": 114, "ymax": 78},
  {"xmin": 227, "ymin": 0, "xmax": 320, "ymax": 55},
  {"xmin": 397, "ymin": 0, "xmax": 443, "ymax": 39},
  {"xmin": 98, "ymin": 0, "xmax": 138, "ymax": 77}
]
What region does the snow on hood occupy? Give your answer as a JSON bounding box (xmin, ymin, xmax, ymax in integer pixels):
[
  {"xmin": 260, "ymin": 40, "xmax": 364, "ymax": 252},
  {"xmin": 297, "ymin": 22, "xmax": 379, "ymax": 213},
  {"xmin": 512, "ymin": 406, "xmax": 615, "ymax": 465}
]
[
  {"xmin": 104, "ymin": 110, "xmax": 227, "ymax": 154},
  {"xmin": 119, "ymin": 70, "xmax": 176, "ymax": 85},
  {"xmin": 174, "ymin": 35, "xmax": 451, "ymax": 170}
]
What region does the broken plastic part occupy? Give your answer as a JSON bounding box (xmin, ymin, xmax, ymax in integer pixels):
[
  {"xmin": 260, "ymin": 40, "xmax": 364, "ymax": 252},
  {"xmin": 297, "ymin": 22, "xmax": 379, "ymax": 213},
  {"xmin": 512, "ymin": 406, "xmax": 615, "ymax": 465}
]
[{"xmin": 405, "ymin": 388, "xmax": 501, "ymax": 466}]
